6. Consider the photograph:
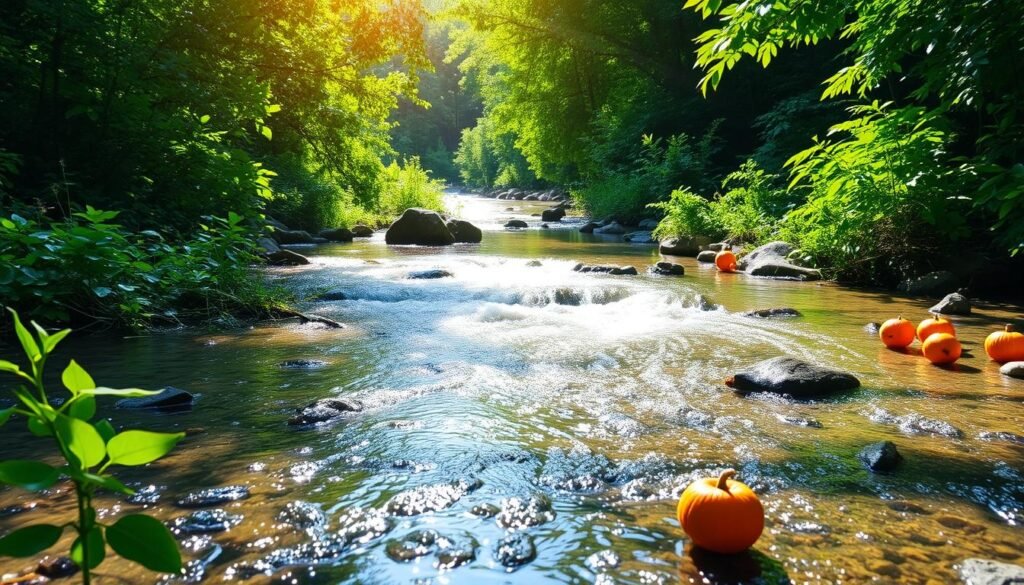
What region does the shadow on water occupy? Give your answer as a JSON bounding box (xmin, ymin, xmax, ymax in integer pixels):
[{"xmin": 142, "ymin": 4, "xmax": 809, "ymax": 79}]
[{"xmin": 682, "ymin": 546, "xmax": 792, "ymax": 585}]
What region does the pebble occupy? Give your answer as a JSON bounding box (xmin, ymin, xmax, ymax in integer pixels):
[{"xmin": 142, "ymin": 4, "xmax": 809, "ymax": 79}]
[{"xmin": 493, "ymin": 533, "xmax": 536, "ymax": 569}]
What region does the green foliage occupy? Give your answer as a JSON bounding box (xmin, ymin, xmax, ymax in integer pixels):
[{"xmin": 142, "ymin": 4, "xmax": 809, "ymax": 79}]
[
  {"xmin": 454, "ymin": 117, "xmax": 537, "ymax": 188},
  {"xmin": 649, "ymin": 188, "xmax": 724, "ymax": 241},
  {"xmin": 377, "ymin": 158, "xmax": 447, "ymax": 218},
  {"xmin": 0, "ymin": 309, "xmax": 183, "ymax": 580},
  {"xmin": 0, "ymin": 208, "xmax": 283, "ymax": 327},
  {"xmin": 710, "ymin": 161, "xmax": 793, "ymax": 243}
]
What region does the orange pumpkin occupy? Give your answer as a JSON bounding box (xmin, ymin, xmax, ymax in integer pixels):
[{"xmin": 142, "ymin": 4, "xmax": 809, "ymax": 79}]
[
  {"xmin": 921, "ymin": 332, "xmax": 962, "ymax": 365},
  {"xmin": 715, "ymin": 250, "xmax": 737, "ymax": 273},
  {"xmin": 879, "ymin": 316, "xmax": 915, "ymax": 349},
  {"xmin": 677, "ymin": 469, "xmax": 764, "ymax": 554},
  {"xmin": 916, "ymin": 315, "xmax": 955, "ymax": 342},
  {"xmin": 984, "ymin": 325, "xmax": 1024, "ymax": 363}
]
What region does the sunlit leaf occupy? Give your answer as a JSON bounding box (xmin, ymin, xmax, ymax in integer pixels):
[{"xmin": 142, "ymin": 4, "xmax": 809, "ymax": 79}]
[
  {"xmin": 106, "ymin": 430, "xmax": 183, "ymax": 466},
  {"xmin": 69, "ymin": 396, "xmax": 97, "ymax": 421},
  {"xmin": 7, "ymin": 308, "xmax": 40, "ymax": 363},
  {"xmin": 106, "ymin": 515, "xmax": 181, "ymax": 573},
  {"xmin": 62, "ymin": 360, "xmax": 96, "ymax": 393},
  {"xmin": 70, "ymin": 526, "xmax": 105, "ymax": 569},
  {"xmin": 54, "ymin": 414, "xmax": 106, "ymax": 469}
]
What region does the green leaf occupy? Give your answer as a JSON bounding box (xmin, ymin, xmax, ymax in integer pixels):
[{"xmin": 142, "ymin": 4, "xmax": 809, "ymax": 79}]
[
  {"xmin": 7, "ymin": 308, "xmax": 40, "ymax": 363},
  {"xmin": 62, "ymin": 360, "xmax": 96, "ymax": 393},
  {"xmin": 0, "ymin": 524, "xmax": 63, "ymax": 557},
  {"xmin": 0, "ymin": 461, "xmax": 60, "ymax": 490},
  {"xmin": 70, "ymin": 526, "xmax": 105, "ymax": 569},
  {"xmin": 199, "ymin": 114, "xmax": 211, "ymax": 124},
  {"xmin": 69, "ymin": 396, "xmax": 97, "ymax": 421},
  {"xmin": 95, "ymin": 419, "xmax": 117, "ymax": 443},
  {"xmin": 28, "ymin": 416, "xmax": 52, "ymax": 437},
  {"xmin": 83, "ymin": 472, "xmax": 134, "ymax": 495},
  {"xmin": 0, "ymin": 360, "xmax": 23, "ymax": 375},
  {"xmin": 106, "ymin": 514, "xmax": 181, "ymax": 573},
  {"xmin": 0, "ymin": 406, "xmax": 14, "ymax": 426},
  {"xmin": 41, "ymin": 329, "xmax": 71, "ymax": 354},
  {"xmin": 54, "ymin": 414, "xmax": 106, "ymax": 469},
  {"xmin": 106, "ymin": 431, "xmax": 183, "ymax": 467},
  {"xmin": 260, "ymin": 125, "xmax": 272, "ymax": 140}
]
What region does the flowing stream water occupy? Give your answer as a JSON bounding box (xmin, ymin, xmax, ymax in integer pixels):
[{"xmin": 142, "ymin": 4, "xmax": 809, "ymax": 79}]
[{"xmin": 2, "ymin": 192, "xmax": 1023, "ymax": 584}]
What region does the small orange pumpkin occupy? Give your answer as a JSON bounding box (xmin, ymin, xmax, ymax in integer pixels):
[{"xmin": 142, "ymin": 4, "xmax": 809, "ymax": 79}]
[
  {"xmin": 879, "ymin": 316, "xmax": 915, "ymax": 349},
  {"xmin": 984, "ymin": 325, "xmax": 1024, "ymax": 363},
  {"xmin": 715, "ymin": 250, "xmax": 737, "ymax": 273},
  {"xmin": 917, "ymin": 315, "xmax": 955, "ymax": 342},
  {"xmin": 922, "ymin": 332, "xmax": 962, "ymax": 365},
  {"xmin": 677, "ymin": 469, "xmax": 764, "ymax": 554}
]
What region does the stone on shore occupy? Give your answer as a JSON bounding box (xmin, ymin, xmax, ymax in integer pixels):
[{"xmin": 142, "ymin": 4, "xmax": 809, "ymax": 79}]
[
  {"xmin": 728, "ymin": 357, "xmax": 860, "ymax": 398},
  {"xmin": 738, "ymin": 241, "xmax": 822, "ymax": 281},
  {"xmin": 959, "ymin": 558, "xmax": 1024, "ymax": 585},
  {"xmin": 929, "ymin": 292, "xmax": 971, "ymax": 315},
  {"xmin": 659, "ymin": 235, "xmax": 712, "ymax": 257},
  {"xmin": 272, "ymin": 229, "xmax": 319, "ymax": 245},
  {"xmin": 319, "ymin": 227, "xmax": 354, "ymax": 242},
  {"xmin": 696, "ymin": 250, "xmax": 717, "ymax": 263},
  {"xmin": 446, "ymin": 219, "xmax": 483, "ymax": 243},
  {"xmin": 1000, "ymin": 361, "xmax": 1024, "ymax": 379},
  {"xmin": 385, "ymin": 208, "xmax": 456, "ymax": 246},
  {"xmin": 897, "ymin": 270, "xmax": 957, "ymax": 297}
]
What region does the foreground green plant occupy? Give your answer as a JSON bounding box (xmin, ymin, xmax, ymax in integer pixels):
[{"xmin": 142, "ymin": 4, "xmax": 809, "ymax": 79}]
[{"xmin": 0, "ymin": 308, "xmax": 183, "ymax": 582}]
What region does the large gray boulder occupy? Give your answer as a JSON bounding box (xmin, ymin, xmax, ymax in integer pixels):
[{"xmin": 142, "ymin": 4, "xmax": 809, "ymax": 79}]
[
  {"xmin": 273, "ymin": 229, "xmax": 319, "ymax": 245},
  {"xmin": 728, "ymin": 357, "xmax": 860, "ymax": 398},
  {"xmin": 594, "ymin": 222, "xmax": 627, "ymax": 235},
  {"xmin": 738, "ymin": 241, "xmax": 822, "ymax": 281},
  {"xmin": 959, "ymin": 558, "xmax": 1024, "ymax": 585},
  {"xmin": 623, "ymin": 231, "xmax": 656, "ymax": 244},
  {"xmin": 696, "ymin": 250, "xmax": 717, "ymax": 263},
  {"xmin": 351, "ymin": 224, "xmax": 374, "ymax": 237},
  {"xmin": 505, "ymin": 219, "xmax": 528, "ymax": 229},
  {"xmin": 541, "ymin": 207, "xmax": 565, "ymax": 222},
  {"xmin": 897, "ymin": 270, "xmax": 957, "ymax": 297},
  {"xmin": 446, "ymin": 219, "xmax": 483, "ymax": 243},
  {"xmin": 257, "ymin": 237, "xmax": 281, "ymax": 255},
  {"xmin": 638, "ymin": 218, "xmax": 660, "ymax": 230},
  {"xmin": 385, "ymin": 208, "xmax": 456, "ymax": 246},
  {"xmin": 267, "ymin": 249, "xmax": 310, "ymax": 266},
  {"xmin": 659, "ymin": 235, "xmax": 712, "ymax": 257},
  {"xmin": 929, "ymin": 292, "xmax": 971, "ymax": 315},
  {"xmin": 319, "ymin": 227, "xmax": 354, "ymax": 242}
]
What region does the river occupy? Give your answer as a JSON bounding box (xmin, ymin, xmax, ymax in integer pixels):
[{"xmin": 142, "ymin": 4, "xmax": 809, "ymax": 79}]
[{"xmin": 1, "ymin": 192, "xmax": 1022, "ymax": 584}]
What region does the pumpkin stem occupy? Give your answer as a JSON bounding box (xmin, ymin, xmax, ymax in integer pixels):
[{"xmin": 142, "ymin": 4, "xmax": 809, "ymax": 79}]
[
  {"xmin": 1007, "ymin": 324, "xmax": 1016, "ymax": 333},
  {"xmin": 716, "ymin": 469, "xmax": 736, "ymax": 490}
]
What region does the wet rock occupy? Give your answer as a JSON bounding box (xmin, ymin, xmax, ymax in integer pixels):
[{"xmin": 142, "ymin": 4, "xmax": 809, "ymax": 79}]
[
  {"xmin": 541, "ymin": 223, "xmax": 550, "ymax": 228},
  {"xmin": 257, "ymin": 237, "xmax": 281, "ymax": 255},
  {"xmin": 858, "ymin": 441, "xmax": 902, "ymax": 473},
  {"xmin": 886, "ymin": 501, "xmax": 930, "ymax": 514},
  {"xmin": 176, "ymin": 543, "xmax": 223, "ymax": 583},
  {"xmin": 684, "ymin": 294, "xmax": 718, "ymax": 311},
  {"xmin": 728, "ymin": 357, "xmax": 860, "ymax": 398},
  {"xmin": 651, "ymin": 261, "xmax": 685, "ymax": 276},
  {"xmin": 624, "ymin": 231, "xmax": 656, "ymax": 244},
  {"xmin": 958, "ymin": 558, "xmax": 1024, "ymax": 585},
  {"xmin": 351, "ymin": 224, "xmax": 374, "ymax": 237},
  {"xmin": 579, "ymin": 222, "xmax": 599, "ymax": 233},
  {"xmin": 176, "ymin": 486, "xmax": 250, "ymax": 508},
  {"xmin": 525, "ymin": 260, "xmax": 543, "ymax": 267},
  {"xmin": 288, "ymin": 398, "xmax": 363, "ymax": 426},
  {"xmin": 936, "ymin": 515, "xmax": 985, "ymax": 534},
  {"xmin": 317, "ymin": 289, "xmax": 348, "ymax": 301},
  {"xmin": 696, "ymin": 250, "xmax": 717, "ymax": 263},
  {"xmin": 898, "ymin": 270, "xmax": 957, "ymax": 297},
  {"xmin": 36, "ymin": 556, "xmax": 78, "ymax": 579},
  {"xmin": 266, "ymin": 217, "xmax": 290, "ymax": 231},
  {"xmin": 435, "ymin": 538, "xmax": 476, "ymax": 569},
  {"xmin": 385, "ymin": 479, "xmax": 481, "ymax": 516},
  {"xmin": 126, "ymin": 484, "xmax": 163, "ymax": 505},
  {"xmin": 493, "ymin": 533, "xmax": 536, "ymax": 570},
  {"xmin": 868, "ymin": 560, "xmax": 901, "ymax": 578},
  {"xmin": 336, "ymin": 507, "xmax": 393, "ymax": 545},
  {"xmin": 266, "ymin": 249, "xmax": 311, "ymax": 266},
  {"xmin": 538, "ymin": 447, "xmax": 613, "ymax": 492},
  {"xmin": 276, "ymin": 501, "xmax": 328, "ymax": 531},
  {"xmin": 638, "ymin": 218, "xmax": 660, "ymax": 230},
  {"xmin": 738, "ymin": 241, "xmax": 821, "ymax": 280},
  {"xmin": 978, "ymin": 431, "xmax": 1024, "ymax": 445},
  {"xmin": 868, "ymin": 408, "xmax": 963, "ymax": 438},
  {"xmin": 865, "ymin": 322, "xmax": 881, "ymax": 333},
  {"xmin": 277, "ymin": 359, "xmax": 327, "ymax": 369},
  {"xmin": 505, "ymin": 207, "xmax": 515, "ymax": 211},
  {"xmin": 495, "ymin": 495, "xmax": 555, "ymax": 529},
  {"xmin": 469, "ymin": 503, "xmax": 500, "ymax": 518},
  {"xmin": 572, "ymin": 264, "xmax": 637, "ymax": 275},
  {"xmin": 743, "ymin": 307, "xmax": 801, "ymax": 318},
  {"xmin": 319, "ymin": 227, "xmax": 354, "ymax": 242},
  {"xmin": 505, "ymin": 219, "xmax": 529, "ymax": 229},
  {"xmin": 446, "ymin": 219, "xmax": 483, "ymax": 243},
  {"xmin": 930, "ymin": 292, "xmax": 971, "ymax": 315},
  {"xmin": 385, "ymin": 208, "xmax": 456, "ymax": 246},
  {"xmin": 586, "ymin": 550, "xmax": 621, "ymax": 571},
  {"xmin": 272, "ymin": 229, "xmax": 318, "ymax": 245},
  {"xmin": 776, "ymin": 414, "xmax": 823, "ymax": 428},
  {"xmin": 115, "ymin": 387, "xmax": 194, "ymax": 411},
  {"xmin": 659, "ymin": 235, "xmax": 711, "ymax": 257},
  {"xmin": 594, "ymin": 222, "xmax": 627, "ymax": 235},
  {"xmin": 385, "ymin": 530, "xmax": 438, "ymax": 562},
  {"xmin": 408, "ymin": 269, "xmax": 453, "ymax": 280},
  {"xmin": 541, "ymin": 207, "xmax": 565, "ymax": 222},
  {"xmin": 170, "ymin": 509, "xmax": 243, "ymax": 535},
  {"xmin": 1000, "ymin": 361, "xmax": 1024, "ymax": 379}
]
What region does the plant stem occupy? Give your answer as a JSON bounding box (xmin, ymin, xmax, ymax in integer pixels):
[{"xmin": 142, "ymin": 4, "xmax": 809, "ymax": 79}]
[{"xmin": 76, "ymin": 482, "xmax": 92, "ymax": 585}]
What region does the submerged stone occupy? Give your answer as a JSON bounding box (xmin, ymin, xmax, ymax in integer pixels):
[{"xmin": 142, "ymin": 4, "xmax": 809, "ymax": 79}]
[
  {"xmin": 959, "ymin": 558, "xmax": 1024, "ymax": 585},
  {"xmin": 408, "ymin": 269, "xmax": 454, "ymax": 279},
  {"xmin": 858, "ymin": 441, "xmax": 902, "ymax": 473},
  {"xmin": 385, "ymin": 530, "xmax": 438, "ymax": 562},
  {"xmin": 169, "ymin": 509, "xmax": 243, "ymax": 535},
  {"xmin": 728, "ymin": 357, "xmax": 860, "ymax": 398},
  {"xmin": 277, "ymin": 359, "xmax": 327, "ymax": 369},
  {"xmin": 495, "ymin": 494, "xmax": 555, "ymax": 530},
  {"xmin": 115, "ymin": 387, "xmax": 194, "ymax": 411},
  {"xmin": 288, "ymin": 398, "xmax": 363, "ymax": 426},
  {"xmin": 743, "ymin": 307, "xmax": 801, "ymax": 318},
  {"xmin": 494, "ymin": 533, "xmax": 536, "ymax": 569},
  {"xmin": 176, "ymin": 486, "xmax": 250, "ymax": 508},
  {"xmin": 276, "ymin": 501, "xmax": 328, "ymax": 532},
  {"xmin": 384, "ymin": 479, "xmax": 481, "ymax": 517}
]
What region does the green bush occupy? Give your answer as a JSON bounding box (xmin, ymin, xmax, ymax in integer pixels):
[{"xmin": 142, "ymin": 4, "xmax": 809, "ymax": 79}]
[
  {"xmin": 0, "ymin": 208, "xmax": 284, "ymax": 327},
  {"xmin": 649, "ymin": 188, "xmax": 725, "ymax": 241},
  {"xmin": 377, "ymin": 158, "xmax": 447, "ymax": 218},
  {"xmin": 708, "ymin": 161, "xmax": 794, "ymax": 244}
]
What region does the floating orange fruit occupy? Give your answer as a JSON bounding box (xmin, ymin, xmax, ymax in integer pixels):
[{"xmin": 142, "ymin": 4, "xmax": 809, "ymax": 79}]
[
  {"xmin": 715, "ymin": 250, "xmax": 737, "ymax": 273},
  {"xmin": 922, "ymin": 332, "xmax": 962, "ymax": 365},
  {"xmin": 677, "ymin": 469, "xmax": 763, "ymax": 554},
  {"xmin": 917, "ymin": 315, "xmax": 955, "ymax": 342},
  {"xmin": 879, "ymin": 316, "xmax": 915, "ymax": 349}
]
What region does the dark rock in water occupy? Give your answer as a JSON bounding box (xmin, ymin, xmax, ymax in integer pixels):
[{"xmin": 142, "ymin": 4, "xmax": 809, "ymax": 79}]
[
  {"xmin": 36, "ymin": 556, "xmax": 78, "ymax": 579},
  {"xmin": 272, "ymin": 229, "xmax": 318, "ymax": 245},
  {"xmin": 579, "ymin": 222, "xmax": 599, "ymax": 233},
  {"xmin": 696, "ymin": 250, "xmax": 717, "ymax": 263},
  {"xmin": 351, "ymin": 224, "xmax": 374, "ymax": 237},
  {"xmin": 865, "ymin": 322, "xmax": 881, "ymax": 333},
  {"xmin": 738, "ymin": 241, "xmax": 821, "ymax": 280},
  {"xmin": 319, "ymin": 227, "xmax": 354, "ymax": 242},
  {"xmin": 898, "ymin": 270, "xmax": 957, "ymax": 297},
  {"xmin": 525, "ymin": 260, "xmax": 543, "ymax": 267},
  {"xmin": 385, "ymin": 479, "xmax": 481, "ymax": 517},
  {"xmin": 930, "ymin": 292, "xmax": 971, "ymax": 315},
  {"xmin": 728, "ymin": 357, "xmax": 860, "ymax": 398},
  {"xmin": 126, "ymin": 484, "xmax": 163, "ymax": 504},
  {"xmin": 776, "ymin": 414, "xmax": 823, "ymax": 428},
  {"xmin": 659, "ymin": 235, "xmax": 712, "ymax": 257},
  {"xmin": 116, "ymin": 387, "xmax": 194, "ymax": 411},
  {"xmin": 999, "ymin": 361, "xmax": 1024, "ymax": 379},
  {"xmin": 446, "ymin": 219, "xmax": 483, "ymax": 243},
  {"xmin": 594, "ymin": 222, "xmax": 627, "ymax": 235},
  {"xmin": 266, "ymin": 249, "xmax": 310, "ymax": 266},
  {"xmin": 959, "ymin": 558, "xmax": 1024, "ymax": 585},
  {"xmin": 278, "ymin": 359, "xmax": 328, "ymax": 369},
  {"xmin": 541, "ymin": 223, "xmax": 550, "ymax": 229},
  {"xmin": 652, "ymin": 261, "xmax": 685, "ymax": 276},
  {"xmin": 335, "ymin": 507, "xmax": 393, "ymax": 545},
  {"xmin": 266, "ymin": 217, "xmax": 290, "ymax": 231},
  {"xmin": 470, "ymin": 503, "xmax": 501, "ymax": 518},
  {"xmin": 638, "ymin": 218, "xmax": 660, "ymax": 230},
  {"xmin": 494, "ymin": 533, "xmax": 536, "ymax": 569},
  {"xmin": 291, "ymin": 311, "xmax": 344, "ymax": 328},
  {"xmin": 277, "ymin": 501, "xmax": 328, "ymax": 531},
  {"xmin": 257, "ymin": 237, "xmax": 281, "ymax": 255},
  {"xmin": 176, "ymin": 486, "xmax": 250, "ymax": 508},
  {"xmin": 385, "ymin": 530, "xmax": 438, "ymax": 562},
  {"xmin": 572, "ymin": 264, "xmax": 637, "ymax": 275},
  {"xmin": 495, "ymin": 495, "xmax": 555, "ymax": 530},
  {"xmin": 886, "ymin": 501, "xmax": 930, "ymax": 514},
  {"xmin": 505, "ymin": 207, "xmax": 515, "ymax": 211},
  {"xmin": 408, "ymin": 269, "xmax": 453, "ymax": 280},
  {"xmin": 288, "ymin": 398, "xmax": 363, "ymax": 426},
  {"xmin": 169, "ymin": 509, "xmax": 243, "ymax": 535},
  {"xmin": 684, "ymin": 294, "xmax": 717, "ymax": 311},
  {"xmin": 436, "ymin": 538, "xmax": 477, "ymax": 569},
  {"xmin": 743, "ymin": 307, "xmax": 801, "ymax": 318},
  {"xmin": 385, "ymin": 208, "xmax": 456, "ymax": 246},
  {"xmin": 317, "ymin": 289, "xmax": 348, "ymax": 301},
  {"xmin": 541, "ymin": 207, "xmax": 565, "ymax": 222},
  {"xmin": 505, "ymin": 219, "xmax": 529, "ymax": 229},
  {"xmin": 624, "ymin": 231, "xmax": 656, "ymax": 244},
  {"xmin": 858, "ymin": 441, "xmax": 902, "ymax": 473}
]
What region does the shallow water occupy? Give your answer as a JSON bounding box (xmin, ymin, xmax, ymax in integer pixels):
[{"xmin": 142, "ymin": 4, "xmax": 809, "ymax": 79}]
[{"xmin": 2, "ymin": 193, "xmax": 1023, "ymax": 584}]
